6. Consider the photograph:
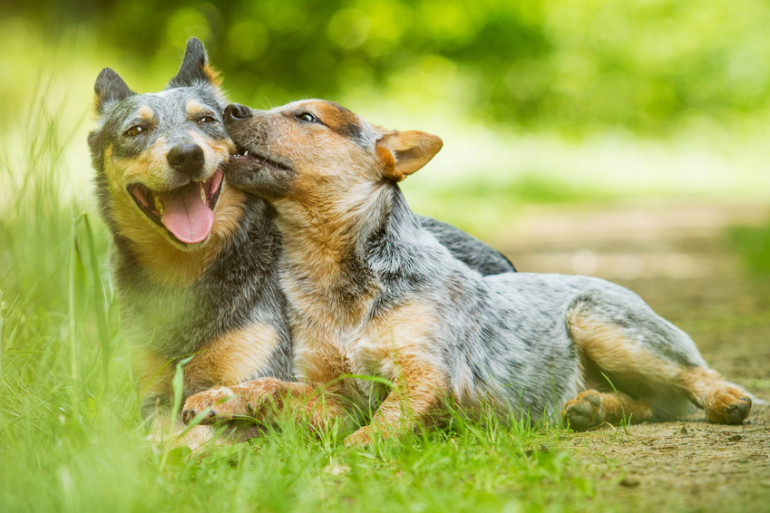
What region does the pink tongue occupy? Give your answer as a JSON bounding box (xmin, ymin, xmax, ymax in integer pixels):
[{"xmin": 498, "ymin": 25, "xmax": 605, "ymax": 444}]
[{"xmin": 159, "ymin": 183, "xmax": 214, "ymax": 244}]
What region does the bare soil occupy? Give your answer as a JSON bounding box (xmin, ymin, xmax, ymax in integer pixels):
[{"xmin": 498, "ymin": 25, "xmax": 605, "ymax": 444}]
[{"xmin": 493, "ymin": 201, "xmax": 770, "ymax": 512}]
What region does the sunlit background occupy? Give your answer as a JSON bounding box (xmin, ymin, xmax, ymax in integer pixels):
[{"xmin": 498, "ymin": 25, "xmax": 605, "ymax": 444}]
[
  {"xmin": 1, "ymin": 0, "xmax": 770, "ymax": 300},
  {"xmin": 3, "ymin": 0, "xmax": 770, "ymax": 234}
]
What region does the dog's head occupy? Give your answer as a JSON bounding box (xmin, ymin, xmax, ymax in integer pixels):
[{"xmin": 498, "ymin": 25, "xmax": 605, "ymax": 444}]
[
  {"xmin": 223, "ymin": 100, "xmax": 442, "ymax": 207},
  {"xmin": 88, "ymin": 38, "xmax": 236, "ymax": 248}
]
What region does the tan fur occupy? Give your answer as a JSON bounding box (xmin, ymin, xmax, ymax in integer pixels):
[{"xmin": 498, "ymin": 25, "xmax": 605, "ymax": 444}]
[
  {"xmin": 137, "ymin": 349, "xmax": 216, "ymax": 449},
  {"xmin": 139, "ymin": 321, "xmax": 281, "ymax": 397},
  {"xmin": 567, "ymin": 310, "xmax": 680, "ymax": 386},
  {"xmin": 278, "ymin": 207, "xmax": 380, "ymax": 332},
  {"xmin": 356, "ymin": 301, "xmax": 438, "ymax": 378},
  {"xmin": 137, "ymin": 322, "xmax": 280, "ymax": 433},
  {"xmin": 566, "ymin": 309, "xmax": 752, "ymax": 427},
  {"xmin": 185, "ymin": 100, "xmax": 206, "ymax": 118},
  {"xmin": 104, "ymin": 140, "xmax": 169, "ymax": 191},
  {"xmin": 202, "ymin": 63, "xmax": 223, "ymax": 89},
  {"xmin": 377, "ymin": 130, "xmax": 443, "ymax": 181},
  {"xmin": 345, "ymin": 350, "xmax": 449, "ymax": 446},
  {"xmin": 677, "ymin": 366, "xmax": 752, "ymax": 424},
  {"xmin": 316, "ymin": 102, "xmax": 362, "ymax": 134},
  {"xmin": 184, "ymin": 322, "xmax": 282, "ymax": 390},
  {"xmin": 182, "ymin": 299, "xmax": 450, "ymax": 443},
  {"xmin": 137, "ymin": 105, "xmax": 155, "ymax": 122},
  {"xmin": 343, "ymin": 301, "xmax": 448, "ymax": 444},
  {"xmin": 139, "ymin": 322, "xmax": 281, "ymax": 448},
  {"xmin": 563, "ymin": 389, "xmax": 653, "ymax": 430},
  {"xmin": 269, "ymin": 123, "xmax": 386, "ymax": 330}
]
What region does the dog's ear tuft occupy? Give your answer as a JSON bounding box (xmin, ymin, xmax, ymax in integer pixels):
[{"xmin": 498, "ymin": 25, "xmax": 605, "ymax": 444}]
[
  {"xmin": 167, "ymin": 37, "xmax": 222, "ymax": 90},
  {"xmin": 94, "ymin": 68, "xmax": 135, "ymax": 114},
  {"xmin": 376, "ymin": 131, "xmax": 443, "ymax": 182}
]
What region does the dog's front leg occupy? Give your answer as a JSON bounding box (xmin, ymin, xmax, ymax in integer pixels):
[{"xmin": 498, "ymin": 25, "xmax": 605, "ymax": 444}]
[
  {"xmin": 143, "ymin": 397, "xmax": 218, "ymax": 449},
  {"xmin": 181, "ymin": 377, "xmax": 348, "ymax": 434},
  {"xmin": 345, "ymin": 355, "xmax": 449, "ymax": 446},
  {"xmin": 139, "ymin": 351, "xmax": 218, "ymax": 450}
]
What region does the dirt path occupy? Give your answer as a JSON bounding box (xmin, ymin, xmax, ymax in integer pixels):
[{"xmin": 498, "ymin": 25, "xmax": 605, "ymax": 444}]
[{"xmin": 493, "ymin": 201, "xmax": 770, "ymax": 511}]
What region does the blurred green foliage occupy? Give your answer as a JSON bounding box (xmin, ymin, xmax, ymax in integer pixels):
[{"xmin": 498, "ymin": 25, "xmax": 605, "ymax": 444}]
[
  {"xmin": 6, "ymin": 0, "xmax": 770, "ymax": 134},
  {"xmin": 731, "ymin": 222, "xmax": 770, "ymax": 275}
]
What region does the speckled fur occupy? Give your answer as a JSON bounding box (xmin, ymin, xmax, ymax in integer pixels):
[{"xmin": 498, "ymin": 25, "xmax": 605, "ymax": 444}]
[
  {"xmin": 183, "ymin": 99, "xmax": 751, "ymax": 441},
  {"xmin": 88, "ymin": 41, "xmax": 515, "ymax": 448}
]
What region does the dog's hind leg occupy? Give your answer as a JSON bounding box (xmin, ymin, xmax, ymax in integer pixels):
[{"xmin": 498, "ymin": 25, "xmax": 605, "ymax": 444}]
[
  {"xmin": 563, "ymin": 289, "xmax": 751, "ymax": 429},
  {"xmin": 677, "ymin": 366, "xmax": 752, "ymax": 424},
  {"xmin": 564, "ymin": 390, "xmax": 652, "ymax": 431}
]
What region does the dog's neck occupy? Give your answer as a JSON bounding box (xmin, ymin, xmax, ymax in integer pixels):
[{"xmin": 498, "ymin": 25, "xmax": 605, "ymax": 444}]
[{"xmin": 273, "ymin": 179, "xmax": 396, "ymax": 329}]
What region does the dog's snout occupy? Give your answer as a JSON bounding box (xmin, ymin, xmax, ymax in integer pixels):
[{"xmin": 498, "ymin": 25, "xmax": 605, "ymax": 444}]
[
  {"xmin": 224, "ymin": 103, "xmax": 253, "ymax": 121},
  {"xmin": 167, "ymin": 143, "xmax": 205, "ymax": 176}
]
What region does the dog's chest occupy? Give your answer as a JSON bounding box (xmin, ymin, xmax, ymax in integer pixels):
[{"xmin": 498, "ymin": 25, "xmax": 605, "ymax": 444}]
[{"xmin": 288, "ymin": 295, "xmax": 437, "ymax": 385}]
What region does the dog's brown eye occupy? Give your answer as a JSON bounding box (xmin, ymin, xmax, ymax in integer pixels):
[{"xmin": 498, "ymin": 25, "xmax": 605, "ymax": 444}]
[
  {"xmin": 297, "ymin": 113, "xmax": 317, "ymax": 123},
  {"xmin": 124, "ymin": 125, "xmax": 144, "ymax": 137},
  {"xmin": 197, "ymin": 116, "xmax": 216, "ymax": 124}
]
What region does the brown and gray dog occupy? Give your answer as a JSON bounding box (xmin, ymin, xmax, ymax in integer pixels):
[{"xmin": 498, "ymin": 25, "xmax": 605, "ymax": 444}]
[
  {"xmin": 88, "ymin": 39, "xmax": 515, "ymax": 448},
  {"xmin": 182, "ymin": 99, "xmax": 752, "ymax": 445}
]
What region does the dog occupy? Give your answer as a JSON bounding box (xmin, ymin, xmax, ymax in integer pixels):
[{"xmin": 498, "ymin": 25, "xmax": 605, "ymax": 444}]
[
  {"xmin": 181, "ymin": 99, "xmax": 752, "ymax": 445},
  {"xmin": 87, "ymin": 39, "xmax": 516, "ymax": 447}
]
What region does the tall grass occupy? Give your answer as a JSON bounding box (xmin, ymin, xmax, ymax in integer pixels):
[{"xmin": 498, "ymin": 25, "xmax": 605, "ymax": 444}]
[{"xmin": 0, "ymin": 94, "xmax": 136, "ymax": 511}]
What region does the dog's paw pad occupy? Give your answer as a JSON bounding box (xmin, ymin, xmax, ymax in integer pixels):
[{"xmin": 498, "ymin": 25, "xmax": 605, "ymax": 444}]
[
  {"xmin": 726, "ymin": 398, "xmax": 751, "ymax": 424},
  {"xmin": 563, "ymin": 391, "xmax": 605, "ymax": 431}
]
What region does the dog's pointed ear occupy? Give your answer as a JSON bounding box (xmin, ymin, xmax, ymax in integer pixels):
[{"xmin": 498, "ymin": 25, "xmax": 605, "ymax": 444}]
[
  {"xmin": 94, "ymin": 68, "xmax": 135, "ymax": 114},
  {"xmin": 376, "ymin": 130, "xmax": 443, "ymax": 182},
  {"xmin": 167, "ymin": 37, "xmax": 221, "ymax": 89}
]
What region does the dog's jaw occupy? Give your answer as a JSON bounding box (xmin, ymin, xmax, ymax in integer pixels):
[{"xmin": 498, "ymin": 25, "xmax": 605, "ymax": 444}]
[{"xmin": 127, "ymin": 166, "xmax": 225, "ymax": 246}]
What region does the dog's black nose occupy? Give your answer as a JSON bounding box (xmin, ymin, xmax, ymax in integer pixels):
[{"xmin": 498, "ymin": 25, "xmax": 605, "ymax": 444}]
[
  {"xmin": 224, "ymin": 103, "xmax": 253, "ymax": 121},
  {"xmin": 167, "ymin": 143, "xmax": 205, "ymax": 176}
]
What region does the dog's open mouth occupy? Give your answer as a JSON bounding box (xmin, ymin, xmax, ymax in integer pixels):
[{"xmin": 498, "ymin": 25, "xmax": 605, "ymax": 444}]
[
  {"xmin": 128, "ymin": 168, "xmax": 224, "ymax": 245},
  {"xmin": 231, "ymin": 145, "xmax": 293, "ymax": 172}
]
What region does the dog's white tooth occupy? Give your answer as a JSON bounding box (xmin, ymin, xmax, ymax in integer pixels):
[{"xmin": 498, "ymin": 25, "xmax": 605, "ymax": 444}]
[
  {"xmin": 200, "ymin": 183, "xmax": 207, "ymax": 202},
  {"xmin": 154, "ymin": 195, "xmax": 164, "ymax": 215},
  {"xmin": 243, "ymin": 150, "xmax": 249, "ymax": 156}
]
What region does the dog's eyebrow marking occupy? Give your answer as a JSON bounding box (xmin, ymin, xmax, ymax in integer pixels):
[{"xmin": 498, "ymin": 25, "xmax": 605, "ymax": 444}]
[
  {"xmin": 318, "ymin": 102, "xmax": 364, "ymax": 143},
  {"xmin": 186, "ymin": 100, "xmax": 208, "ymax": 118},
  {"xmin": 137, "ymin": 105, "xmax": 156, "ymax": 121}
]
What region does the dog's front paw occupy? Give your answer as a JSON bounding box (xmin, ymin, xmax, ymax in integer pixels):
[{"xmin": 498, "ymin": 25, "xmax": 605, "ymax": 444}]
[
  {"xmin": 183, "ymin": 387, "xmax": 250, "ymax": 424},
  {"xmin": 182, "ymin": 378, "xmax": 292, "ymax": 425}
]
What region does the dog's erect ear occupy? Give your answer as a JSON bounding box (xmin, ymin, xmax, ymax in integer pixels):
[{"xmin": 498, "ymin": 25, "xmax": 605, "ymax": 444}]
[
  {"xmin": 376, "ymin": 131, "xmax": 443, "ymax": 182},
  {"xmin": 167, "ymin": 37, "xmax": 221, "ymax": 89},
  {"xmin": 94, "ymin": 68, "xmax": 135, "ymax": 114}
]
